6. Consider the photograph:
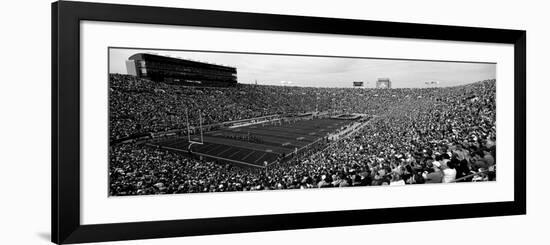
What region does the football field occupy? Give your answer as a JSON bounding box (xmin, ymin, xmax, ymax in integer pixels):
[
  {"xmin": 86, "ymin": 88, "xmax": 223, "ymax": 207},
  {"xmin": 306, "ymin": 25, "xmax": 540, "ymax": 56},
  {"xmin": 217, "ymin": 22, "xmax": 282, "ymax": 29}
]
[{"xmin": 153, "ymin": 118, "xmax": 353, "ymax": 167}]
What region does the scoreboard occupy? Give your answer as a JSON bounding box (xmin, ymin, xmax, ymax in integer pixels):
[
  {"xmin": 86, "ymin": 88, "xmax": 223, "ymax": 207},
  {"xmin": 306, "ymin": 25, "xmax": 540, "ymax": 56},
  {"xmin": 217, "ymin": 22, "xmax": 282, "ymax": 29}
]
[{"xmin": 376, "ymin": 78, "xmax": 391, "ymax": 89}]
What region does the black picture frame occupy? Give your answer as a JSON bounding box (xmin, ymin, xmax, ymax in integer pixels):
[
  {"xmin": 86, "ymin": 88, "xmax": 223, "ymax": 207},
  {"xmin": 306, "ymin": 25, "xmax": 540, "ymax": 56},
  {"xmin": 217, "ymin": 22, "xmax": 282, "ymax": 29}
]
[{"xmin": 52, "ymin": 1, "xmax": 526, "ymax": 244}]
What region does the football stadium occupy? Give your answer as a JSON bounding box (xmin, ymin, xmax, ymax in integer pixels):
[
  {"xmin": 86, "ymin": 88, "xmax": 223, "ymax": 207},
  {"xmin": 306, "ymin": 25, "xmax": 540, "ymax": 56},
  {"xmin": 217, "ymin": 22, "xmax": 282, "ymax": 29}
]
[
  {"xmin": 153, "ymin": 117, "xmax": 360, "ymax": 168},
  {"xmin": 108, "ymin": 52, "xmax": 496, "ymax": 196}
]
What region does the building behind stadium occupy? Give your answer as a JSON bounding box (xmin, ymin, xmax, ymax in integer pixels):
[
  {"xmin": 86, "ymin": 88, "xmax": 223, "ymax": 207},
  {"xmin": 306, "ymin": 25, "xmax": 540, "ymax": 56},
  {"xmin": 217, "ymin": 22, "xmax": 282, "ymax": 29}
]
[{"xmin": 125, "ymin": 53, "xmax": 237, "ymax": 87}]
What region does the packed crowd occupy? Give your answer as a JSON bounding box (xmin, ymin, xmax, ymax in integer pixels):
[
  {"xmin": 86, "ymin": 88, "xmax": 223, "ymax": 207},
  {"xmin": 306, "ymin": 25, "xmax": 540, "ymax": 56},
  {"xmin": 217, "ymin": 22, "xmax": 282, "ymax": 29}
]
[
  {"xmin": 263, "ymin": 80, "xmax": 496, "ymax": 189},
  {"xmin": 110, "ymin": 74, "xmax": 420, "ymax": 141},
  {"xmin": 109, "ymin": 76, "xmax": 496, "ymax": 195}
]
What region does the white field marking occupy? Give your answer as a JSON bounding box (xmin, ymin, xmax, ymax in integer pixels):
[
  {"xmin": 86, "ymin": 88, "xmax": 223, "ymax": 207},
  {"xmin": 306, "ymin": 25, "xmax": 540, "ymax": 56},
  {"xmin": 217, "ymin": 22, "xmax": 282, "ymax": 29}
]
[
  {"xmin": 254, "ymin": 152, "xmax": 269, "ymax": 163},
  {"xmin": 151, "ymin": 141, "xmax": 275, "ymax": 168},
  {"xmin": 227, "ymin": 149, "xmax": 242, "ymax": 158},
  {"xmin": 192, "ymin": 151, "xmax": 265, "ymax": 168},
  {"xmin": 203, "ymin": 144, "xmax": 223, "ymax": 154},
  {"xmin": 217, "ymin": 147, "xmax": 234, "ymax": 156},
  {"xmin": 156, "ymin": 145, "xmax": 189, "ymax": 153},
  {"xmin": 241, "ymin": 150, "xmax": 256, "ymax": 160}
]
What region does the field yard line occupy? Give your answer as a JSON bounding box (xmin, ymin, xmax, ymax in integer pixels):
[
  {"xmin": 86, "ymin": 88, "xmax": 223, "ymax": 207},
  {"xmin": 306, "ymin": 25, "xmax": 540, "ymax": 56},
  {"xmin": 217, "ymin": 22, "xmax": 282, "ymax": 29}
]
[
  {"xmin": 156, "ymin": 145, "xmax": 189, "ymax": 153},
  {"xmin": 192, "ymin": 152, "xmax": 267, "ymax": 168},
  {"xmin": 241, "ymin": 150, "xmax": 256, "ymax": 160},
  {"xmin": 216, "ymin": 146, "xmax": 234, "ymax": 156},
  {"xmin": 227, "ymin": 149, "xmax": 243, "ymax": 158},
  {"xmin": 203, "ymin": 144, "xmax": 225, "ymax": 154},
  {"xmin": 202, "ymin": 136, "xmax": 290, "ymax": 153},
  {"xmin": 215, "ymin": 129, "xmax": 317, "ymax": 142},
  {"xmin": 254, "ymin": 152, "xmax": 269, "ymax": 163},
  {"xmin": 152, "ymin": 140, "xmax": 271, "ymax": 168}
]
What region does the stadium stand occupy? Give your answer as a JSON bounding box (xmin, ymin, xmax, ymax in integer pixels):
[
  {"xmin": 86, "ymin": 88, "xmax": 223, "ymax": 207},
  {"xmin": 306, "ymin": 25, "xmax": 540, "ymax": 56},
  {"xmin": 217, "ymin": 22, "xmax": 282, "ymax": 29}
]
[
  {"xmin": 109, "ymin": 74, "xmax": 496, "ymax": 195},
  {"xmin": 126, "ymin": 53, "xmax": 237, "ymax": 86}
]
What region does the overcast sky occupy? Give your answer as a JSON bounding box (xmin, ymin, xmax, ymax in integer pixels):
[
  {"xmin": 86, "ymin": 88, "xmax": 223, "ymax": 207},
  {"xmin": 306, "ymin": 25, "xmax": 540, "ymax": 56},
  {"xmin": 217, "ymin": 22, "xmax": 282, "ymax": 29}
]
[{"xmin": 109, "ymin": 48, "xmax": 495, "ymax": 88}]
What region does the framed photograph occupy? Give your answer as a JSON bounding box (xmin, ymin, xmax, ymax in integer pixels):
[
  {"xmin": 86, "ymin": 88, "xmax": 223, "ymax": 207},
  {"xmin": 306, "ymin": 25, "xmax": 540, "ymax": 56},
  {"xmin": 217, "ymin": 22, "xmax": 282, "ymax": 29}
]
[{"xmin": 52, "ymin": 1, "xmax": 526, "ymax": 244}]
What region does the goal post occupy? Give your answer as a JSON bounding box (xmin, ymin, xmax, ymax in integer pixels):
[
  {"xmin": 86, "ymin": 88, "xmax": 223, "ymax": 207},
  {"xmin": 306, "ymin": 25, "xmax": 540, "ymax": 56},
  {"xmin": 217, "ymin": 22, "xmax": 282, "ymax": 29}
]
[{"xmin": 185, "ymin": 107, "xmax": 204, "ymax": 145}]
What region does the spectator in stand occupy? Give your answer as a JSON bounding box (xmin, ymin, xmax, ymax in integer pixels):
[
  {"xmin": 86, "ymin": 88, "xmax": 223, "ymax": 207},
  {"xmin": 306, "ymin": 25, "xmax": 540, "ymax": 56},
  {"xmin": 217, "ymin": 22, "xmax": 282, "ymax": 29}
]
[
  {"xmin": 423, "ymin": 161, "xmax": 443, "ymax": 184},
  {"xmin": 108, "ymin": 74, "xmax": 497, "ymax": 196},
  {"xmin": 442, "ymin": 156, "xmax": 457, "ymax": 183},
  {"xmin": 390, "ymin": 172, "xmax": 406, "ymax": 186}
]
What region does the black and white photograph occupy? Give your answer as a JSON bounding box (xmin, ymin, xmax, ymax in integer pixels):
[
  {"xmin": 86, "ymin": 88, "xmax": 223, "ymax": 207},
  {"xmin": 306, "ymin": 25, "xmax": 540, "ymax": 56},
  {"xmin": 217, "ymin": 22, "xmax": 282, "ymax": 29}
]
[
  {"xmin": 108, "ymin": 48, "xmax": 497, "ymax": 196},
  {"xmin": 4, "ymin": 0, "xmax": 546, "ymax": 244}
]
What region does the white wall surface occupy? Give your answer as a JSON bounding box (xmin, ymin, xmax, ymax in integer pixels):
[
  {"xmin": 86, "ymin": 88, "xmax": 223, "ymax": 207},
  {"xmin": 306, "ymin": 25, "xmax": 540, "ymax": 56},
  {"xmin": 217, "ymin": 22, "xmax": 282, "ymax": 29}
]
[{"xmin": 0, "ymin": 0, "xmax": 547, "ymax": 244}]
